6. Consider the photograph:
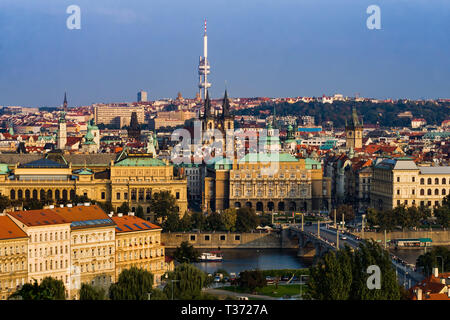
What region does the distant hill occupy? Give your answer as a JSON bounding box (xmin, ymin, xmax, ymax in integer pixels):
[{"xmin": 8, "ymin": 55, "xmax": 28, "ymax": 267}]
[{"xmin": 234, "ymin": 100, "xmax": 450, "ymax": 128}]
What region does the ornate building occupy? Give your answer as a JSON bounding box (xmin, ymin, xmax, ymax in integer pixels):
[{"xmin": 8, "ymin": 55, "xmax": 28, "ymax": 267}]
[
  {"xmin": 57, "ymin": 93, "xmax": 68, "ymax": 150},
  {"xmin": 204, "ymin": 153, "xmax": 332, "ymax": 213},
  {"xmin": 0, "ymin": 152, "xmax": 187, "ymax": 222},
  {"xmin": 201, "ymin": 90, "xmax": 234, "ymax": 155},
  {"xmin": 371, "ymin": 157, "xmax": 450, "ymax": 211}
]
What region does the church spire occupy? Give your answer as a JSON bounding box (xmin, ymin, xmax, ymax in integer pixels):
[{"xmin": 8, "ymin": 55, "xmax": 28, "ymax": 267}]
[
  {"xmin": 63, "ymin": 92, "xmax": 68, "ymax": 111},
  {"xmin": 203, "ymin": 90, "xmax": 212, "ymax": 119},
  {"xmin": 222, "ymin": 89, "xmax": 231, "ymax": 119}
]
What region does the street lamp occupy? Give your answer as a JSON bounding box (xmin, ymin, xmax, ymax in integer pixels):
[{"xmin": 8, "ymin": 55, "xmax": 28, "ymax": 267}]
[
  {"xmin": 361, "ymin": 214, "xmax": 366, "ymax": 239},
  {"xmin": 165, "ymin": 273, "xmax": 180, "ymax": 300},
  {"xmin": 437, "ymin": 256, "xmax": 444, "ymax": 274},
  {"xmin": 147, "ymin": 292, "xmax": 152, "ymax": 300}
]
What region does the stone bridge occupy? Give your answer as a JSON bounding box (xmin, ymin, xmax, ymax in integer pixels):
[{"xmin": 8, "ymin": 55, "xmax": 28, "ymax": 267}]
[{"xmin": 286, "ymin": 226, "xmax": 337, "ymax": 262}]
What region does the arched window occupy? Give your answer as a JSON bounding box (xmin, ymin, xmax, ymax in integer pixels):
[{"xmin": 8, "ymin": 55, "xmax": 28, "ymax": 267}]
[
  {"xmin": 420, "ymin": 189, "xmax": 425, "ymax": 195},
  {"xmin": 32, "ymin": 190, "xmax": 38, "ymax": 199},
  {"xmin": 55, "ymin": 190, "xmax": 60, "ymax": 200},
  {"xmin": 10, "ymin": 190, "xmax": 15, "ymax": 200},
  {"xmin": 18, "ymin": 190, "xmax": 23, "ymax": 199},
  {"xmin": 427, "ymin": 178, "xmax": 432, "ymax": 185},
  {"xmin": 435, "ymin": 178, "xmax": 439, "ymax": 185},
  {"xmin": 435, "ymin": 189, "xmax": 439, "ymax": 195},
  {"xmin": 47, "ymin": 190, "xmax": 52, "ymax": 199},
  {"xmin": 420, "ymin": 178, "xmax": 425, "ymax": 185},
  {"xmin": 443, "ymin": 189, "xmax": 446, "ymax": 196},
  {"xmin": 25, "ymin": 190, "xmax": 30, "ymax": 199},
  {"xmin": 40, "ymin": 190, "xmax": 45, "ymax": 200},
  {"xmin": 428, "ymin": 189, "xmax": 432, "ymax": 195},
  {"xmin": 62, "ymin": 190, "xmax": 68, "ymax": 200},
  {"xmin": 443, "ymin": 178, "xmax": 447, "ymax": 185}
]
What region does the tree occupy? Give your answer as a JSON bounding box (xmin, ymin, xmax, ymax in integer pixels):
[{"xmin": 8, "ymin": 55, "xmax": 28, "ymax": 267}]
[
  {"xmin": 434, "ymin": 205, "xmax": 450, "ymax": 228},
  {"xmin": 238, "ymin": 270, "xmax": 266, "ymax": 293},
  {"xmin": 163, "ymin": 263, "xmax": 208, "ymax": 299},
  {"xmin": 206, "ymin": 212, "xmax": 225, "ymax": 231},
  {"xmin": 149, "ymin": 191, "xmax": 178, "ymax": 221},
  {"xmin": 221, "ymin": 208, "xmax": 237, "ymax": 231},
  {"xmin": 135, "ymin": 205, "xmax": 144, "ymax": 219},
  {"xmin": 162, "ymin": 212, "xmax": 181, "ymax": 232},
  {"xmin": 109, "ymin": 267, "xmax": 154, "ymax": 300},
  {"xmin": 173, "ymin": 241, "xmax": 200, "ymax": 263},
  {"xmin": 235, "ymin": 207, "xmax": 259, "ymax": 232},
  {"xmin": 416, "ymin": 246, "xmax": 450, "ymax": 275},
  {"xmin": 10, "ymin": 277, "xmax": 66, "ymax": 300},
  {"xmin": 190, "ymin": 212, "xmax": 207, "ymax": 230},
  {"xmin": 0, "ymin": 194, "xmax": 12, "ymax": 212},
  {"xmin": 117, "ymin": 202, "xmax": 130, "ymax": 214},
  {"xmin": 96, "ymin": 201, "xmax": 114, "ymax": 214},
  {"xmin": 79, "ymin": 283, "xmax": 106, "ymax": 300},
  {"xmin": 307, "ymin": 241, "xmax": 402, "ymax": 300},
  {"xmin": 330, "ymin": 205, "xmax": 355, "ymax": 223}
]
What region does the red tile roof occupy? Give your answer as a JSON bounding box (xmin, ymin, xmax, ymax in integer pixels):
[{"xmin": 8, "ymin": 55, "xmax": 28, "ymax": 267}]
[
  {"xmin": 8, "ymin": 209, "xmax": 71, "ymax": 227},
  {"xmin": 111, "ymin": 215, "xmax": 161, "ymax": 233},
  {"xmin": 0, "ymin": 216, "xmax": 28, "ymax": 240},
  {"xmin": 52, "ymin": 205, "xmax": 110, "ymax": 222}
]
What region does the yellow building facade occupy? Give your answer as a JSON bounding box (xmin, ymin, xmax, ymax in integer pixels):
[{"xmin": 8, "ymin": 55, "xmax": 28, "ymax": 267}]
[
  {"xmin": 0, "ymin": 216, "xmax": 28, "ymax": 300},
  {"xmin": 204, "ymin": 153, "xmax": 332, "ymax": 213},
  {"xmin": 0, "ymin": 153, "xmax": 187, "ymax": 223},
  {"xmin": 7, "ymin": 209, "xmax": 72, "ymax": 297},
  {"xmin": 52, "ymin": 205, "xmax": 116, "ymax": 299},
  {"xmin": 371, "ymin": 157, "xmax": 450, "ymax": 211},
  {"xmin": 112, "ymin": 214, "xmax": 165, "ymax": 285}
]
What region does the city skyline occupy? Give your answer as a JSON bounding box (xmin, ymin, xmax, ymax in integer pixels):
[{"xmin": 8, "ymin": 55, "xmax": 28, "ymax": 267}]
[{"xmin": 1, "ymin": 0, "xmax": 450, "ymax": 107}]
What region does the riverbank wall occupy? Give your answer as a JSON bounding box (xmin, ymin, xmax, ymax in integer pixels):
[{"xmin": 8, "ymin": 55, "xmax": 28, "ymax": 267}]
[
  {"xmin": 162, "ymin": 229, "xmax": 298, "ymax": 249},
  {"xmin": 356, "ymin": 230, "xmax": 450, "ymax": 246}
]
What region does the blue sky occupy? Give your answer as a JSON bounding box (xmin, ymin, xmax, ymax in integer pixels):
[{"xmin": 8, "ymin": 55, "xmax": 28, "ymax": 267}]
[{"xmin": 0, "ymin": 0, "xmax": 449, "ymax": 107}]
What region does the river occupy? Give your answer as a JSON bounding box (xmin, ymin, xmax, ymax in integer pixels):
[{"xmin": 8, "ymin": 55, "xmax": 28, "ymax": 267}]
[{"xmin": 167, "ymin": 248, "xmax": 309, "ymax": 275}]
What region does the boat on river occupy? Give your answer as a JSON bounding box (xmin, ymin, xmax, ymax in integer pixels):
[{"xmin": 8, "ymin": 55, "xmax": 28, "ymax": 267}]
[{"xmin": 199, "ymin": 251, "xmax": 223, "ymax": 262}]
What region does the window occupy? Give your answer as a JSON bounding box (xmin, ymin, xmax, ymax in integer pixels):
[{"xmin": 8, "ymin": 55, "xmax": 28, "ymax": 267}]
[
  {"xmin": 435, "ymin": 189, "xmax": 439, "ymax": 195},
  {"xmin": 428, "ymin": 178, "xmax": 432, "ymax": 185},
  {"xmin": 220, "ymin": 235, "xmax": 226, "ymax": 241},
  {"xmin": 397, "ymin": 177, "xmax": 400, "ymax": 182},
  {"xmin": 428, "ymin": 189, "xmax": 432, "ymax": 195},
  {"xmin": 443, "ymin": 178, "xmax": 447, "ymax": 185},
  {"xmin": 412, "ymin": 177, "xmax": 415, "ymax": 182},
  {"xmin": 116, "ymin": 193, "xmax": 121, "ymax": 200},
  {"xmin": 124, "ymin": 192, "xmax": 128, "ymax": 200},
  {"xmin": 443, "ymin": 189, "xmax": 447, "ymax": 196},
  {"xmin": 235, "ymin": 235, "xmax": 241, "ymax": 241},
  {"xmin": 190, "ymin": 235, "xmax": 196, "ymax": 241},
  {"xmin": 204, "ymin": 235, "xmax": 210, "ymax": 241},
  {"xmin": 420, "ymin": 178, "xmax": 424, "ymax": 185},
  {"xmin": 176, "ymin": 192, "xmax": 180, "ymax": 199},
  {"xmin": 101, "ymin": 192, "xmax": 106, "ymax": 200},
  {"xmin": 397, "ymin": 189, "xmax": 400, "ymax": 195}
]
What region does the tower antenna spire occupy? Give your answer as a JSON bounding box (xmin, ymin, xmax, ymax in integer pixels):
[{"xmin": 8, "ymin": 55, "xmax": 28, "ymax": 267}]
[{"xmin": 198, "ymin": 18, "xmax": 211, "ymax": 100}]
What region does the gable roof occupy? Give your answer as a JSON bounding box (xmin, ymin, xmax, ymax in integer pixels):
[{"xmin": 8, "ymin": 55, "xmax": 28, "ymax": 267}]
[
  {"xmin": 111, "ymin": 215, "xmax": 161, "ymax": 233},
  {"xmin": 0, "ymin": 216, "xmax": 28, "ymax": 240},
  {"xmin": 9, "ymin": 209, "xmax": 70, "ymax": 227}
]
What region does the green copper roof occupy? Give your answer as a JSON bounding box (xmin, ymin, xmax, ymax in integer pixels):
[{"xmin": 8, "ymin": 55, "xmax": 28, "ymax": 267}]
[
  {"xmin": 239, "ymin": 152, "xmax": 299, "ymax": 163},
  {"xmin": 115, "ymin": 156, "xmax": 166, "ymax": 167},
  {"xmin": 305, "ymin": 158, "xmax": 322, "ymax": 169},
  {"xmin": 206, "ymin": 157, "xmax": 233, "ymax": 170},
  {"xmin": 0, "ymin": 163, "xmax": 10, "ymax": 174},
  {"xmin": 73, "ymin": 168, "xmax": 94, "ymax": 175}
]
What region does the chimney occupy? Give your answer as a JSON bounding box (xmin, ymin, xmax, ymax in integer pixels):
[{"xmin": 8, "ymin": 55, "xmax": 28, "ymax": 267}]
[
  {"xmin": 67, "ymin": 204, "xmax": 73, "ymax": 208},
  {"xmin": 60, "ymin": 204, "xmax": 64, "ymax": 208},
  {"xmin": 129, "ymin": 212, "xmax": 135, "ymax": 216},
  {"xmin": 441, "ymin": 278, "xmax": 446, "ymax": 285},
  {"xmin": 49, "ymin": 205, "xmax": 55, "ymax": 209},
  {"xmin": 110, "ymin": 211, "xmax": 114, "ymax": 216},
  {"xmin": 433, "ymin": 267, "xmax": 439, "ymax": 278},
  {"xmin": 84, "ymin": 202, "xmax": 90, "ymax": 207},
  {"xmin": 118, "ymin": 213, "xmax": 123, "ymax": 217},
  {"xmin": 416, "ymin": 288, "xmax": 422, "ymax": 300}
]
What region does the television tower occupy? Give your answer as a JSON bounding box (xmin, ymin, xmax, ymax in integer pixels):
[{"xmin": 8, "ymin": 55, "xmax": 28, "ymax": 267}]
[{"xmin": 198, "ymin": 18, "xmax": 211, "ymax": 100}]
